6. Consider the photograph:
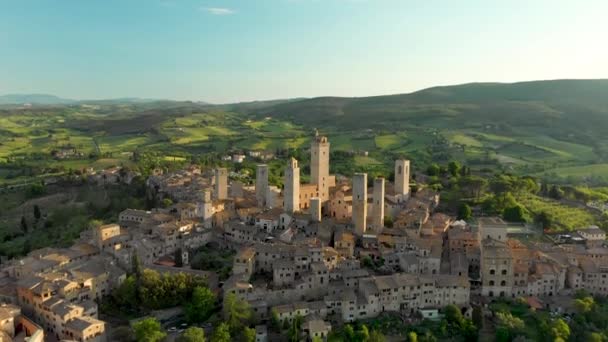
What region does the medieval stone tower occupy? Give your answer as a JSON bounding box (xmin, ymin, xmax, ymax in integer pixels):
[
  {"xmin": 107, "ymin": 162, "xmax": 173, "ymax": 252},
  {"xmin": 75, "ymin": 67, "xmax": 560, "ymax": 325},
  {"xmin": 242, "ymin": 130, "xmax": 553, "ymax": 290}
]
[
  {"xmin": 256, "ymin": 164, "xmax": 269, "ymax": 208},
  {"xmin": 310, "ymin": 197, "xmax": 321, "ymax": 222},
  {"xmin": 214, "ymin": 168, "xmax": 228, "ymax": 200},
  {"xmin": 311, "ymin": 131, "xmax": 330, "ymax": 201},
  {"xmin": 353, "ymin": 173, "xmax": 368, "ymax": 236},
  {"xmin": 394, "ymin": 159, "xmax": 410, "ymax": 200},
  {"xmin": 198, "ymin": 190, "xmax": 213, "ymax": 228},
  {"xmin": 372, "ymin": 177, "xmax": 385, "ymax": 230},
  {"xmin": 284, "ymin": 158, "xmax": 300, "ymax": 213}
]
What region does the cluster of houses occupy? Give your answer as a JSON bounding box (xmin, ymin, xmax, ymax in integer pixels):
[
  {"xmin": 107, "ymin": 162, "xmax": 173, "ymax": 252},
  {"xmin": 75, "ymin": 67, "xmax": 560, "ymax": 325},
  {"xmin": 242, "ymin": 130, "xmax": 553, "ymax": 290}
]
[{"xmin": 1, "ymin": 132, "xmax": 608, "ymax": 341}]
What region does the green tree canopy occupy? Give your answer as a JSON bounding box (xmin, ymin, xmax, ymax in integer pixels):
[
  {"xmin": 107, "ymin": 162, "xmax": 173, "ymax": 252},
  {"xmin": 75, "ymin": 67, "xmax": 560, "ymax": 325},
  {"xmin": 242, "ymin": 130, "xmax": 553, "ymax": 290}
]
[
  {"xmin": 211, "ymin": 322, "xmax": 231, "ymax": 342},
  {"xmin": 458, "ymin": 203, "xmax": 472, "ymax": 220},
  {"xmin": 185, "ymin": 286, "xmax": 216, "ymax": 323},
  {"xmin": 132, "ymin": 317, "xmax": 166, "ymax": 342},
  {"xmin": 223, "ymin": 293, "xmax": 252, "ymax": 332},
  {"xmin": 177, "ymin": 327, "xmax": 206, "ymax": 342}
]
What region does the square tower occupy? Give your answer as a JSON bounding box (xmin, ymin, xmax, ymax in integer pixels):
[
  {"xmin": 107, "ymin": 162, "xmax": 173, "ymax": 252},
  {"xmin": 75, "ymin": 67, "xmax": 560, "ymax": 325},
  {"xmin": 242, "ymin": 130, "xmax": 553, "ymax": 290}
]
[
  {"xmin": 284, "ymin": 158, "xmax": 300, "ymax": 213},
  {"xmin": 394, "ymin": 159, "xmax": 410, "ymax": 199},
  {"xmin": 310, "ymin": 197, "xmax": 322, "ymax": 222},
  {"xmin": 214, "ymin": 168, "xmax": 228, "ymax": 200},
  {"xmin": 372, "ymin": 177, "xmax": 385, "ymax": 230},
  {"xmin": 256, "ymin": 164, "xmax": 269, "ymax": 208},
  {"xmin": 311, "ymin": 133, "xmax": 330, "ymax": 201},
  {"xmin": 352, "ymin": 173, "xmax": 368, "ymax": 236}
]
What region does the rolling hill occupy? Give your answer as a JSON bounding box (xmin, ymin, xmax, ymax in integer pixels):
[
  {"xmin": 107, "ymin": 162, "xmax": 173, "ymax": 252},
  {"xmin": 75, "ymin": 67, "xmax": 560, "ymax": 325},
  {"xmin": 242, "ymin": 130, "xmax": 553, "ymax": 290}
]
[
  {"xmin": 253, "ymin": 79, "xmax": 608, "ymax": 132},
  {"xmin": 2, "ymin": 79, "xmax": 608, "ymax": 185}
]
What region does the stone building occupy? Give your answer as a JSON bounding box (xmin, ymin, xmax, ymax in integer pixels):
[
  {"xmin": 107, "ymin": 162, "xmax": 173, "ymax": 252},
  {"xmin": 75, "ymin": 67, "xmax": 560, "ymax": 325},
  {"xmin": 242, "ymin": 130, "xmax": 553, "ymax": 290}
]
[
  {"xmin": 256, "ymin": 164, "xmax": 269, "ymax": 208},
  {"xmin": 311, "ymin": 133, "xmax": 331, "ymax": 202},
  {"xmin": 284, "ymin": 158, "xmax": 300, "ymax": 214},
  {"xmin": 352, "ymin": 173, "xmax": 368, "ymax": 236},
  {"xmin": 394, "ymin": 159, "xmax": 410, "ymax": 202},
  {"xmin": 372, "ymin": 178, "xmax": 385, "ymax": 231},
  {"xmin": 214, "ymin": 168, "xmax": 228, "ymax": 200}
]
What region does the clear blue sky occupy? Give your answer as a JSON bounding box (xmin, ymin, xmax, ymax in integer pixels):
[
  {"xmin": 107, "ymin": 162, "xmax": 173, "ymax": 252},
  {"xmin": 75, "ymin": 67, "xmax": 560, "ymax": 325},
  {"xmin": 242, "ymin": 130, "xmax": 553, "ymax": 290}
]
[{"xmin": 1, "ymin": 0, "xmax": 607, "ymax": 103}]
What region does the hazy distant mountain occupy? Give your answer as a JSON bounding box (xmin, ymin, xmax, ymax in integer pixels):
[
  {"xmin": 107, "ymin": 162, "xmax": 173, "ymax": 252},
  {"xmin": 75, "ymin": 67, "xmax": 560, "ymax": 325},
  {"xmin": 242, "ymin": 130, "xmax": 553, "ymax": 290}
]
[
  {"xmin": 0, "ymin": 94, "xmax": 75, "ymax": 105},
  {"xmin": 0, "ymin": 94, "xmax": 180, "ymax": 105}
]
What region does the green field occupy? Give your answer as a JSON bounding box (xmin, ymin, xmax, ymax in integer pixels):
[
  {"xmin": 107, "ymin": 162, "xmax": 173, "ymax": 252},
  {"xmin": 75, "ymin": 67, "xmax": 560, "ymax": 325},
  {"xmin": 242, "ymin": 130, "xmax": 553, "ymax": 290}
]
[
  {"xmin": 517, "ymin": 194, "xmax": 597, "ymax": 231},
  {"xmin": 3, "ymin": 80, "xmax": 608, "ymax": 185}
]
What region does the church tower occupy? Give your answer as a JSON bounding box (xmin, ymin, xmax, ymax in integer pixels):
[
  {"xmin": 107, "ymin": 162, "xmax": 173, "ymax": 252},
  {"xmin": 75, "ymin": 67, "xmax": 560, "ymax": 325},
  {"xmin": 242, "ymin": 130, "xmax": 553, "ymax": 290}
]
[
  {"xmin": 284, "ymin": 158, "xmax": 300, "ymax": 213},
  {"xmin": 353, "ymin": 173, "xmax": 368, "ymax": 236},
  {"xmin": 311, "ymin": 130, "xmax": 330, "ymax": 201}
]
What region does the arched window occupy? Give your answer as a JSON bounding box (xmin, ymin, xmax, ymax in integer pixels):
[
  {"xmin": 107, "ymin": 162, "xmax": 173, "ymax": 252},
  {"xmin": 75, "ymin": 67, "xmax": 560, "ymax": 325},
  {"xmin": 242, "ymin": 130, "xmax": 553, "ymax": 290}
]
[
  {"xmin": 489, "ymin": 281, "xmax": 495, "ymax": 286},
  {"xmin": 490, "ymin": 269, "xmax": 495, "ymax": 275},
  {"xmin": 500, "ymin": 281, "xmax": 506, "ymax": 286},
  {"xmin": 398, "ymin": 166, "xmax": 402, "ymax": 174}
]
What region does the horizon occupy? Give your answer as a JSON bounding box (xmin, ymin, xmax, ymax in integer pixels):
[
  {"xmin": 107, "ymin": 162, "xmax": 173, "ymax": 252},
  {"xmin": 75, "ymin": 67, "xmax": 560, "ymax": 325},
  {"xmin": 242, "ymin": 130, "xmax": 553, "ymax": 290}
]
[
  {"xmin": 3, "ymin": 77, "xmax": 608, "ymax": 105},
  {"xmin": 2, "ymin": 0, "xmax": 608, "ymax": 103}
]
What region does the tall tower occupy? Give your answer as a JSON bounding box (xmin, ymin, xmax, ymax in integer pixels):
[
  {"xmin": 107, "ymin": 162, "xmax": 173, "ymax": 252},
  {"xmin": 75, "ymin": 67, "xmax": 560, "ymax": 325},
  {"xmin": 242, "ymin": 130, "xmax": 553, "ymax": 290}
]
[
  {"xmin": 310, "ymin": 197, "xmax": 321, "ymax": 222},
  {"xmin": 198, "ymin": 190, "xmax": 213, "ymax": 228},
  {"xmin": 214, "ymin": 168, "xmax": 228, "ymax": 200},
  {"xmin": 311, "ymin": 132, "xmax": 330, "ymax": 201},
  {"xmin": 372, "ymin": 177, "xmax": 385, "ymax": 230},
  {"xmin": 284, "ymin": 158, "xmax": 300, "ymax": 213},
  {"xmin": 352, "ymin": 173, "xmax": 368, "ymax": 236},
  {"xmin": 256, "ymin": 164, "xmax": 269, "ymax": 207},
  {"xmin": 394, "ymin": 160, "xmax": 410, "ymax": 199}
]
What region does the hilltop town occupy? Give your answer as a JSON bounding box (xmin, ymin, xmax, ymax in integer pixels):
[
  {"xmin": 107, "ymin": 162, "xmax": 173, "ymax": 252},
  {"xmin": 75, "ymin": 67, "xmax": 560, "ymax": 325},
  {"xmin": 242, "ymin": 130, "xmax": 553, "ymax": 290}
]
[{"xmin": 0, "ymin": 132, "xmax": 607, "ymax": 341}]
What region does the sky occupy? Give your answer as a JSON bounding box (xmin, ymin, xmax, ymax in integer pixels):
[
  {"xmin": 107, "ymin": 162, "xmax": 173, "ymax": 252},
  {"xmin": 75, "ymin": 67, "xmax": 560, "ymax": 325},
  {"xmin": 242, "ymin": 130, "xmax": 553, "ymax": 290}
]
[{"xmin": 1, "ymin": 0, "xmax": 607, "ymax": 103}]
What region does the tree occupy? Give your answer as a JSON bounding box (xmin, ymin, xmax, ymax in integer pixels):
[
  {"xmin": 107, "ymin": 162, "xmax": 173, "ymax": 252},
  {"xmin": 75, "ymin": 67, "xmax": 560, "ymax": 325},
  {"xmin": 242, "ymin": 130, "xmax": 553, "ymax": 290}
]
[
  {"xmin": 549, "ymin": 185, "xmax": 564, "ymax": 200},
  {"xmin": 132, "ymin": 317, "xmax": 166, "ymax": 342},
  {"xmin": 162, "ymin": 198, "xmax": 174, "ymax": 208},
  {"xmin": 550, "ymin": 318, "xmax": 570, "ymax": 341},
  {"xmin": 177, "ymin": 327, "xmax": 206, "ymax": 342},
  {"xmin": 384, "ymin": 216, "xmax": 394, "ymax": 228},
  {"xmin": 33, "ymin": 205, "xmax": 41, "ymax": 221},
  {"xmin": 223, "ymin": 293, "xmax": 252, "ymax": 331},
  {"xmin": 459, "ymin": 175, "xmax": 488, "ymax": 200},
  {"xmin": 240, "ymin": 327, "xmax": 256, "ymax": 342},
  {"xmin": 588, "ymin": 332, "xmax": 604, "ymax": 342},
  {"xmin": 503, "ymin": 205, "xmax": 528, "ymax": 222},
  {"xmin": 270, "ymin": 309, "xmax": 281, "ymax": 331},
  {"xmin": 26, "ymin": 182, "xmax": 46, "ymax": 198},
  {"xmin": 574, "ymin": 296, "xmax": 595, "ymax": 314},
  {"xmin": 344, "ymin": 325, "xmax": 355, "ymax": 341},
  {"xmin": 357, "ymin": 324, "xmax": 370, "ymax": 341},
  {"xmin": 185, "ymin": 286, "xmax": 216, "ymax": 323},
  {"xmin": 369, "ymin": 330, "xmax": 387, "ymax": 342},
  {"xmin": 427, "ymin": 163, "xmax": 440, "ymax": 176},
  {"xmin": 458, "ymin": 203, "xmax": 472, "ymax": 220},
  {"xmin": 20, "ymin": 216, "xmax": 28, "ymax": 234},
  {"xmin": 448, "ymin": 161, "xmax": 461, "ymax": 177},
  {"xmin": 175, "ymin": 248, "xmax": 184, "ymax": 267},
  {"xmin": 132, "ymin": 253, "xmax": 143, "ymax": 279},
  {"xmin": 444, "ymin": 305, "xmax": 464, "ymax": 325},
  {"xmin": 535, "ymin": 211, "xmax": 552, "ymax": 229},
  {"xmin": 211, "ymin": 323, "xmax": 231, "ymax": 342},
  {"xmin": 494, "ymin": 312, "xmax": 524, "ymax": 342}
]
